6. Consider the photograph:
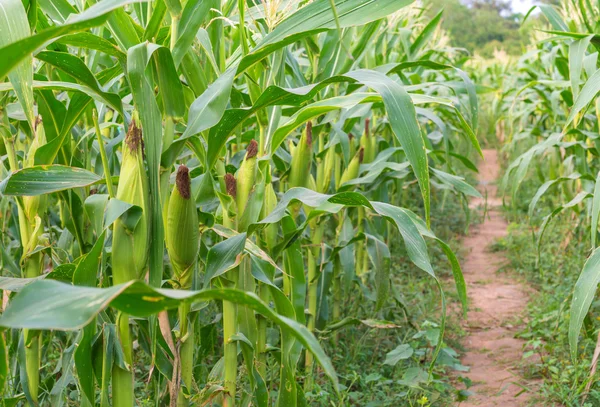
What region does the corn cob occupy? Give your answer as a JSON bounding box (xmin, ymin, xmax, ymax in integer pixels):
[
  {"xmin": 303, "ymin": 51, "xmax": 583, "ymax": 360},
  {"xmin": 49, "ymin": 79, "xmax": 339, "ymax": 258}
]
[
  {"xmin": 317, "ymin": 144, "xmax": 335, "ymax": 194},
  {"xmin": 360, "ymin": 118, "xmax": 376, "ymax": 164},
  {"xmin": 111, "ymin": 113, "xmax": 150, "ymax": 407},
  {"xmin": 112, "ymin": 112, "xmax": 150, "ymax": 285},
  {"xmin": 288, "ymin": 122, "xmax": 313, "ymax": 188},
  {"xmin": 261, "ymin": 182, "xmax": 278, "ymax": 251},
  {"xmin": 166, "ymin": 165, "xmax": 200, "ymax": 407},
  {"xmin": 166, "ymin": 165, "xmax": 199, "ymax": 290},
  {"xmin": 236, "ymin": 139, "xmax": 258, "ymax": 220},
  {"xmin": 339, "ymin": 147, "xmax": 364, "ymax": 188}
]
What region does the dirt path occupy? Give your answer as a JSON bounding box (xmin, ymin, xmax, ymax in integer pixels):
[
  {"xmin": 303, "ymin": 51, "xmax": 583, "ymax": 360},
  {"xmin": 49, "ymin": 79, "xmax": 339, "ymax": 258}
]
[{"xmin": 458, "ymin": 149, "xmax": 536, "ymax": 406}]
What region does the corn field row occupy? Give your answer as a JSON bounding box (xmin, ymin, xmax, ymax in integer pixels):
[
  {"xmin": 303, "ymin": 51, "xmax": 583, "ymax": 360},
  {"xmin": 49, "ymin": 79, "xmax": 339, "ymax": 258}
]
[
  {"xmin": 0, "ymin": 0, "xmax": 485, "ymax": 405},
  {"xmin": 466, "ymin": 0, "xmax": 600, "ymax": 403}
]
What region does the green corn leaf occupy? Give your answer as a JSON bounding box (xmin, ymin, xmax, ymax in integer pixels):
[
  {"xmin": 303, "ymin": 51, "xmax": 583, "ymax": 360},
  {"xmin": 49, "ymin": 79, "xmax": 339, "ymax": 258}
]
[
  {"xmin": 35, "ymin": 51, "xmax": 123, "ymax": 113},
  {"xmin": 0, "ymin": 0, "xmax": 35, "ymax": 129},
  {"xmin": 252, "ymin": 188, "xmax": 434, "ymax": 276},
  {"xmin": 0, "ymin": 165, "xmax": 101, "ymax": 196},
  {"xmin": 566, "ymin": 68, "xmax": 600, "ymax": 128},
  {"xmin": 0, "ymin": 80, "xmax": 122, "ymax": 113},
  {"xmin": 204, "ymin": 233, "xmax": 247, "ymax": 285},
  {"xmin": 37, "ymin": 0, "xmax": 77, "ymax": 22},
  {"xmin": 0, "ymin": 332, "xmax": 7, "ymax": 392},
  {"xmin": 569, "ymin": 35, "xmax": 593, "ymax": 100},
  {"xmin": 570, "ymin": 247, "xmax": 600, "ymax": 361},
  {"xmin": 592, "ymin": 172, "xmax": 600, "ymax": 249},
  {"xmin": 127, "ymin": 43, "xmax": 164, "ymax": 288},
  {"xmin": 366, "ymin": 234, "xmax": 391, "ymax": 311},
  {"xmin": 410, "ymin": 9, "xmax": 442, "ymax": 57},
  {"xmin": 237, "ymin": 0, "xmax": 415, "ymax": 73},
  {"xmin": 528, "ymin": 173, "xmax": 585, "ymax": 219},
  {"xmin": 181, "ymin": 0, "xmax": 417, "ymax": 156},
  {"xmin": 431, "ymin": 168, "xmax": 482, "ymax": 198},
  {"xmin": 171, "ymin": 0, "xmax": 212, "ymax": 66},
  {"xmin": 538, "ymin": 4, "xmax": 569, "ymax": 31},
  {"xmin": 0, "ymin": 279, "xmax": 340, "ymax": 394},
  {"xmin": 0, "ymin": 0, "xmax": 148, "ymax": 80}
]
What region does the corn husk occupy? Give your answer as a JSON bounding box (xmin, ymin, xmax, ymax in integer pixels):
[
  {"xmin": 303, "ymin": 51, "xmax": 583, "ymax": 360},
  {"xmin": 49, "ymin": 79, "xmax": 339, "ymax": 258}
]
[
  {"xmin": 339, "ymin": 147, "xmax": 364, "ymax": 188},
  {"xmin": 166, "ymin": 165, "xmax": 199, "ymax": 289},
  {"xmin": 236, "ymin": 140, "xmax": 258, "ymax": 218},
  {"xmin": 261, "ymin": 182, "xmax": 278, "ymax": 251},
  {"xmin": 360, "ymin": 118, "xmax": 375, "ymax": 164},
  {"xmin": 317, "ymin": 145, "xmax": 335, "ymax": 194},
  {"xmin": 223, "ymin": 173, "xmax": 237, "ymax": 229},
  {"xmin": 112, "ymin": 113, "xmax": 150, "ymax": 284},
  {"xmin": 288, "ymin": 122, "xmax": 313, "ymax": 188}
]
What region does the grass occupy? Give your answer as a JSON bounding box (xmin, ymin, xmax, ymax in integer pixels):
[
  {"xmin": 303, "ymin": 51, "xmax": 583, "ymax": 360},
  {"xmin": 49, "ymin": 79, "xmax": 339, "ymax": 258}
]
[
  {"xmin": 0, "ymin": 0, "xmax": 489, "ymax": 404},
  {"xmin": 492, "ymin": 174, "xmax": 600, "ymax": 406},
  {"xmin": 306, "ymin": 188, "xmax": 474, "ymax": 406}
]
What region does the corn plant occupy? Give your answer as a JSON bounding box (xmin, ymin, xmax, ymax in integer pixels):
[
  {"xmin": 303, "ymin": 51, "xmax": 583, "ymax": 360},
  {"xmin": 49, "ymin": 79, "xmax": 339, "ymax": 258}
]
[
  {"xmin": 0, "ymin": 0, "xmax": 481, "ymax": 405},
  {"xmin": 490, "ymin": 0, "xmax": 600, "ymax": 384}
]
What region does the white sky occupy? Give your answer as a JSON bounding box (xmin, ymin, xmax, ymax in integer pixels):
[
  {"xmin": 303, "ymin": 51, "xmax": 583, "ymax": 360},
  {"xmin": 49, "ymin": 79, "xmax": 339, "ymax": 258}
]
[{"xmin": 510, "ymin": 0, "xmax": 538, "ymax": 14}]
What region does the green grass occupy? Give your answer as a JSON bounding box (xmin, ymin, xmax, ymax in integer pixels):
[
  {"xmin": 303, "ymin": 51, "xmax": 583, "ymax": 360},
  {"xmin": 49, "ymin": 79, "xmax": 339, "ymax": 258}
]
[{"xmin": 493, "ymin": 174, "xmax": 600, "ymax": 406}]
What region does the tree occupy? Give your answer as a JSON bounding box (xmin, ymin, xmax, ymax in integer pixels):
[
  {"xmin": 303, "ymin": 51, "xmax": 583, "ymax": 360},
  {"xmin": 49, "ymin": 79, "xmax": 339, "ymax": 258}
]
[{"xmin": 424, "ymin": 0, "xmax": 534, "ymax": 58}]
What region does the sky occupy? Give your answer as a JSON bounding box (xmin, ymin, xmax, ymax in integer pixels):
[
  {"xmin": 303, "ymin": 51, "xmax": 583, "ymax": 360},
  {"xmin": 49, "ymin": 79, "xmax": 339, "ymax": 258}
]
[{"xmin": 510, "ymin": 0, "xmax": 538, "ymax": 14}]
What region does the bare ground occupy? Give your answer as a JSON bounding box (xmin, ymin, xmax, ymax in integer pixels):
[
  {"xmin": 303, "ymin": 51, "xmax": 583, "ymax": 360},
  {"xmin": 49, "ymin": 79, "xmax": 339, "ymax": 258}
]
[{"xmin": 457, "ymin": 149, "xmax": 538, "ymax": 407}]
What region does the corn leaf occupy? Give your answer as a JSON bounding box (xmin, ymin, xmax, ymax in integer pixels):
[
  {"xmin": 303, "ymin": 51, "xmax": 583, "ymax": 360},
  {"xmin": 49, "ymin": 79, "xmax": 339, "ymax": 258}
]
[
  {"xmin": 0, "ymin": 279, "xmax": 340, "ymax": 394},
  {"xmin": 0, "ymin": 165, "xmax": 101, "ymax": 196}
]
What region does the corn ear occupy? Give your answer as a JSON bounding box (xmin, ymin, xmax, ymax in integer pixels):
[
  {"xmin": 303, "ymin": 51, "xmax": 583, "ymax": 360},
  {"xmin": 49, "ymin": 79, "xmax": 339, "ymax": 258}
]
[
  {"xmin": 223, "ymin": 173, "xmax": 237, "ymax": 229},
  {"xmin": 261, "ymin": 182, "xmax": 278, "ymax": 251},
  {"xmin": 360, "ymin": 118, "xmax": 375, "ymax": 164},
  {"xmin": 317, "ymin": 145, "xmax": 335, "ymax": 193},
  {"xmin": 339, "ymin": 147, "xmax": 364, "ymax": 188},
  {"xmin": 236, "ymin": 139, "xmax": 258, "ymax": 218},
  {"xmin": 166, "ymin": 165, "xmax": 199, "ymax": 290},
  {"xmin": 288, "ymin": 122, "xmax": 313, "ymax": 188},
  {"xmin": 369, "ymin": 118, "xmax": 377, "ymax": 162},
  {"xmin": 112, "ymin": 112, "xmax": 150, "ymax": 284},
  {"xmin": 348, "ymin": 132, "xmax": 356, "ymax": 158}
]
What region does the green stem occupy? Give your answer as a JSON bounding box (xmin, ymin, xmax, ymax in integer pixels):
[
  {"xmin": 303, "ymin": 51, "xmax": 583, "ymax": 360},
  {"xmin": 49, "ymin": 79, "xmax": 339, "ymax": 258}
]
[
  {"xmin": 23, "ymin": 254, "xmax": 41, "ymax": 405},
  {"xmin": 332, "ymin": 255, "xmax": 342, "ymax": 342},
  {"xmin": 170, "ymin": 14, "xmax": 179, "ymax": 51},
  {"xmin": 100, "ymin": 328, "xmax": 111, "ymax": 407},
  {"xmin": 177, "ymin": 303, "xmax": 194, "ymax": 407},
  {"xmin": 112, "ymin": 312, "xmax": 134, "ymax": 407},
  {"xmin": 3, "ymin": 107, "xmax": 41, "ymax": 405},
  {"xmin": 93, "ymin": 109, "xmax": 115, "ymax": 198},
  {"xmin": 23, "ymin": 330, "xmax": 39, "ymax": 405},
  {"xmin": 305, "ymin": 224, "xmax": 324, "ymax": 392},
  {"xmin": 355, "ymin": 207, "xmax": 365, "ymax": 278},
  {"xmin": 223, "ymin": 296, "xmax": 237, "ymax": 407},
  {"xmin": 256, "ymin": 283, "xmax": 269, "ymax": 379}
]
